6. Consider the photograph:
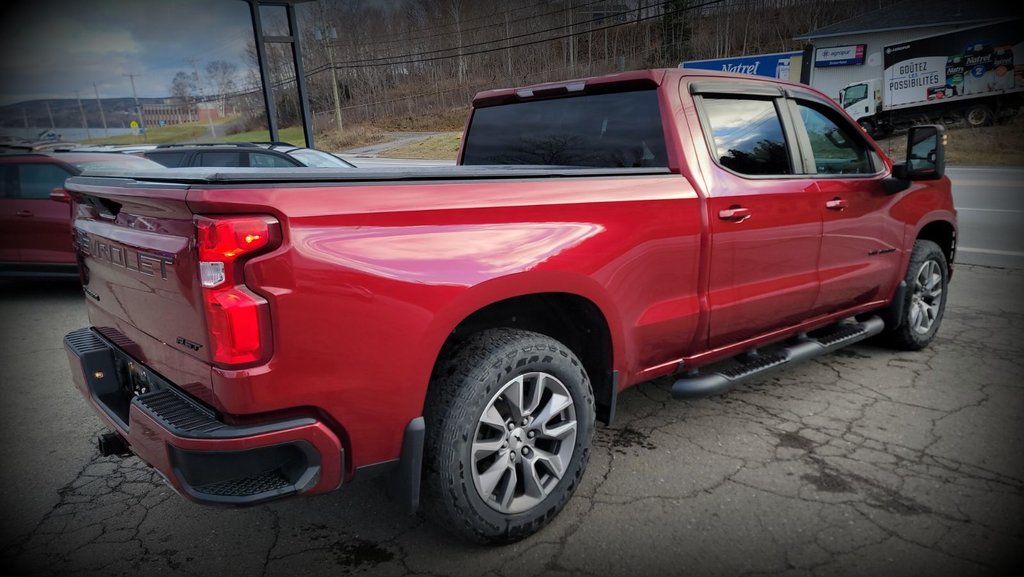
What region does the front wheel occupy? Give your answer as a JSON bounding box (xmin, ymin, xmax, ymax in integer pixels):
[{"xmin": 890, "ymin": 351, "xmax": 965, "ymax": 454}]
[
  {"xmin": 422, "ymin": 329, "xmax": 595, "ymax": 543},
  {"xmin": 858, "ymin": 118, "xmax": 876, "ymax": 137},
  {"xmin": 880, "ymin": 239, "xmax": 949, "ymax": 350}
]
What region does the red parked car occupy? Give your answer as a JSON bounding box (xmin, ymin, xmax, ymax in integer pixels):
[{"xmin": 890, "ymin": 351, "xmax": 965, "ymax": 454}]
[
  {"xmin": 61, "ymin": 69, "xmax": 955, "ymax": 543},
  {"xmin": 0, "ymin": 151, "xmax": 164, "ymax": 277}
]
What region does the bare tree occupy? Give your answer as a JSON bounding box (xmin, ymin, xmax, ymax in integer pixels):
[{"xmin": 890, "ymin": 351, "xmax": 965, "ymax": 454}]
[{"xmin": 169, "ymin": 71, "xmax": 196, "ymax": 104}]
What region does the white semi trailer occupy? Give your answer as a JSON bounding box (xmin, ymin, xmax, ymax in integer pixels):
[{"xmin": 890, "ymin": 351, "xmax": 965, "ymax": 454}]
[{"xmin": 838, "ymin": 18, "xmax": 1023, "ymax": 136}]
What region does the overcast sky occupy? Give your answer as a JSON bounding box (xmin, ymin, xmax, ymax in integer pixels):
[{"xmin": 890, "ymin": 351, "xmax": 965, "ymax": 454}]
[{"xmin": 0, "ymin": 0, "xmax": 264, "ymax": 105}]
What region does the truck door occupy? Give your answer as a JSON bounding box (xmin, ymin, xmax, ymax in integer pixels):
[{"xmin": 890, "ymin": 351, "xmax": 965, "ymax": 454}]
[
  {"xmin": 0, "ymin": 160, "xmax": 75, "ymax": 265},
  {"xmin": 786, "ymin": 97, "xmax": 903, "ymax": 316},
  {"xmin": 693, "ymin": 91, "xmax": 823, "ymax": 348}
]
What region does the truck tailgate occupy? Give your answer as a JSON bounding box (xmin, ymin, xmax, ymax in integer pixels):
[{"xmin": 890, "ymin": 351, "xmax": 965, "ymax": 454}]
[{"xmin": 67, "ymin": 178, "xmax": 213, "ymax": 376}]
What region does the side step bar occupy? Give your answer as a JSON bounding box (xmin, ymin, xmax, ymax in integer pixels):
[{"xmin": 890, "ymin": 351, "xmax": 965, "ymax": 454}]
[{"xmin": 672, "ymin": 316, "xmax": 885, "ymax": 399}]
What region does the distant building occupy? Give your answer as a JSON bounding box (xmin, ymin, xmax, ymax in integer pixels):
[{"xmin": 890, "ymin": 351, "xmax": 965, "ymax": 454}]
[{"xmin": 142, "ymin": 100, "xmax": 195, "ymax": 127}]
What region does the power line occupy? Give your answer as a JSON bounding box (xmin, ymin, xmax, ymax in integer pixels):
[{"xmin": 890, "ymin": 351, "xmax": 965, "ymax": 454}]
[
  {"xmin": 332, "ymin": 0, "xmax": 612, "ymax": 50},
  {"xmin": 329, "ymin": 0, "xmax": 647, "ymax": 65},
  {"xmin": 311, "ymin": 0, "xmax": 727, "ymax": 72}
]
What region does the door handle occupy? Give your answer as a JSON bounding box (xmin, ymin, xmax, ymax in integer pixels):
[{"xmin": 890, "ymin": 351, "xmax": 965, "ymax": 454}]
[
  {"xmin": 16, "ymin": 210, "xmax": 34, "ymax": 217},
  {"xmin": 825, "ymin": 198, "xmax": 848, "ymax": 211},
  {"xmin": 718, "ymin": 206, "xmax": 751, "ymax": 222}
]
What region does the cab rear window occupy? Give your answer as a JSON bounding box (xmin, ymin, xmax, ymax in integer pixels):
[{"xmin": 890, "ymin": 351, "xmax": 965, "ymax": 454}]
[{"xmin": 462, "ymin": 89, "xmax": 667, "ymax": 168}]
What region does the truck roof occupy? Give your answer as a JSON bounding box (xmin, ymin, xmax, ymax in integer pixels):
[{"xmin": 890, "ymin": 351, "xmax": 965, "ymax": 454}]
[{"xmin": 472, "ymin": 68, "xmax": 822, "ymax": 107}]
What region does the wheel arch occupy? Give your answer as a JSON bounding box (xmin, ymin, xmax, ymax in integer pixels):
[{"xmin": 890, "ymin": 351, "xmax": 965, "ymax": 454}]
[
  {"xmin": 916, "ymin": 218, "xmax": 957, "ymax": 272},
  {"xmin": 424, "ymin": 279, "xmax": 620, "ymax": 426}
]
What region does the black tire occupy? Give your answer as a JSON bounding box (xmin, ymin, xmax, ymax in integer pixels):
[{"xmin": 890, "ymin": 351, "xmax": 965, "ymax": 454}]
[
  {"xmin": 858, "ymin": 119, "xmax": 876, "ymax": 137},
  {"xmin": 879, "ymin": 240, "xmax": 949, "ymax": 350},
  {"xmin": 422, "ymin": 328, "xmax": 595, "ymax": 544},
  {"xmin": 965, "ymin": 104, "xmax": 994, "ymax": 127}
]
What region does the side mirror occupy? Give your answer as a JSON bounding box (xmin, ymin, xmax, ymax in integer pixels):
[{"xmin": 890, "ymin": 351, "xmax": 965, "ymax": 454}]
[
  {"xmin": 50, "ymin": 187, "xmax": 70, "ymax": 203},
  {"xmin": 905, "ymin": 124, "xmax": 946, "ymax": 180}
]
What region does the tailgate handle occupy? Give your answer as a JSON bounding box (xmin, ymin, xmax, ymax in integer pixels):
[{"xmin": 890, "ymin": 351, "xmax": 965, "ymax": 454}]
[
  {"xmin": 79, "ymin": 194, "xmax": 123, "ymax": 218},
  {"xmin": 718, "ymin": 206, "xmax": 751, "ymax": 222}
]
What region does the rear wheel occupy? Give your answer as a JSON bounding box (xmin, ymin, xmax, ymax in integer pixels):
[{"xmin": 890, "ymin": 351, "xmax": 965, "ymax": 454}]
[
  {"xmin": 422, "ymin": 329, "xmax": 595, "ymax": 543},
  {"xmin": 965, "ymin": 104, "xmax": 994, "ymax": 127},
  {"xmin": 880, "ymin": 240, "xmax": 948, "ymax": 350}
]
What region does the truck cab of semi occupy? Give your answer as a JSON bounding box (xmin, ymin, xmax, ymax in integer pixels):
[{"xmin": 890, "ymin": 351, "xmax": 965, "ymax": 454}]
[{"xmin": 839, "ymin": 78, "xmax": 882, "ymax": 132}]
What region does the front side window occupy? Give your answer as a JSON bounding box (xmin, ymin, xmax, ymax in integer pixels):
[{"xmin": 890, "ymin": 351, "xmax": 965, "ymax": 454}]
[
  {"xmin": 0, "ymin": 165, "xmax": 17, "ymax": 198},
  {"xmin": 797, "ymin": 102, "xmax": 875, "ymax": 175},
  {"xmin": 462, "ymin": 89, "xmax": 667, "ymax": 168},
  {"xmin": 701, "ymin": 97, "xmax": 791, "ymax": 175},
  {"xmin": 841, "ymin": 83, "xmax": 868, "ymax": 108}
]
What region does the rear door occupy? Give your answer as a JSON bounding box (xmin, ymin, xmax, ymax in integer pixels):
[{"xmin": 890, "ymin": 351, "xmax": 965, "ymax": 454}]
[{"xmin": 692, "ymin": 88, "xmax": 823, "ymax": 348}]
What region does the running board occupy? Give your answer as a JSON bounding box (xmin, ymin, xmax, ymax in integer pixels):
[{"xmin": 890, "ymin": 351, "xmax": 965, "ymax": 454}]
[{"xmin": 671, "ymin": 316, "xmax": 885, "ymax": 399}]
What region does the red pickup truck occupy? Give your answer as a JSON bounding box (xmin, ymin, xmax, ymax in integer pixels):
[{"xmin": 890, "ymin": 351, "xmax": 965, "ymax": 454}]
[{"xmin": 62, "ymin": 69, "xmax": 956, "ymax": 543}]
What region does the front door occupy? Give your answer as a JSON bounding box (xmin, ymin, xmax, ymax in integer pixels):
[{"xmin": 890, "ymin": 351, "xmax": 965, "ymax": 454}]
[{"xmin": 789, "ymin": 99, "xmax": 903, "ymax": 316}]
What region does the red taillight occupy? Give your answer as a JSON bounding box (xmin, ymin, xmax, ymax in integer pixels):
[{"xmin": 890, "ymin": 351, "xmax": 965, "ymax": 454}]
[{"xmin": 196, "ymin": 216, "xmax": 278, "ymax": 365}]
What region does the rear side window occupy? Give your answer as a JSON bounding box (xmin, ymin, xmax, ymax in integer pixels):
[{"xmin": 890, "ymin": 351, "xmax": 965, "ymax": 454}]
[
  {"xmin": 249, "ymin": 152, "xmax": 298, "ymax": 168},
  {"xmin": 196, "ymin": 152, "xmax": 242, "ymax": 167},
  {"xmin": 701, "ymin": 97, "xmax": 791, "ymax": 176},
  {"xmin": 462, "ymin": 89, "xmax": 667, "ymax": 168},
  {"xmin": 146, "ymin": 151, "xmax": 187, "ymax": 167}
]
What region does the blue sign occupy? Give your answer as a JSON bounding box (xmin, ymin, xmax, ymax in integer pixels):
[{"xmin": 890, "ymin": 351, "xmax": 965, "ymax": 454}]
[{"xmin": 681, "ymin": 51, "xmax": 802, "ymax": 79}]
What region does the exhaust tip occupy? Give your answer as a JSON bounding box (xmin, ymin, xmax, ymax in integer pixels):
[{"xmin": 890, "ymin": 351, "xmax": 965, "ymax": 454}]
[{"xmin": 97, "ymin": 432, "xmax": 130, "ymax": 457}]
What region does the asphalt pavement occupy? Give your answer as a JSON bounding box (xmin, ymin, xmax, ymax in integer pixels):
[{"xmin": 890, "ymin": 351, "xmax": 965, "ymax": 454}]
[
  {"xmin": 947, "ymin": 166, "xmax": 1024, "ymax": 269},
  {"xmin": 1, "ymin": 260, "xmax": 1021, "ymax": 575}
]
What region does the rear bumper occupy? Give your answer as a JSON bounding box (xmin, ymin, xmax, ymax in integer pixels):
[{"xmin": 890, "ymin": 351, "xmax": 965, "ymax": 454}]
[{"xmin": 64, "ymin": 327, "xmax": 344, "ymax": 505}]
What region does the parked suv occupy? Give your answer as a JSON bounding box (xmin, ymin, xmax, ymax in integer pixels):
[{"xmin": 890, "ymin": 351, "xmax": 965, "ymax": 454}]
[
  {"xmin": 141, "ymin": 142, "xmax": 354, "ymax": 169},
  {"xmin": 0, "ymin": 151, "xmax": 163, "ymax": 277}
]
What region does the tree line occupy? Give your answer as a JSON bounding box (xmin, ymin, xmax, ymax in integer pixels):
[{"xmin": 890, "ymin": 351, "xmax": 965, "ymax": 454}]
[{"xmin": 176, "ymin": 0, "xmax": 898, "ymax": 132}]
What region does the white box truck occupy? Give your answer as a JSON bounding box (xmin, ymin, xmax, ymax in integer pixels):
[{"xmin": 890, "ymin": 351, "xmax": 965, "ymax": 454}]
[{"xmin": 839, "ymin": 18, "xmax": 1023, "ymax": 136}]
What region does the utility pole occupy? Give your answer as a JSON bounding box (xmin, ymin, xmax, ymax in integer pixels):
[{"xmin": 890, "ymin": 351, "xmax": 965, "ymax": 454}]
[
  {"xmin": 93, "ymin": 83, "xmax": 108, "ymax": 137},
  {"xmin": 45, "ymin": 101, "xmax": 55, "ymax": 129},
  {"xmin": 123, "ymin": 72, "xmax": 147, "ymax": 142},
  {"xmin": 317, "ymin": 24, "xmax": 343, "ymax": 132},
  {"xmin": 75, "ymin": 91, "xmax": 93, "ymax": 141}
]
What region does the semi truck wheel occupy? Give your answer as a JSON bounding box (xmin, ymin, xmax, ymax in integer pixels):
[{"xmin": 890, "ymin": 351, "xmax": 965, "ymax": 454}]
[
  {"xmin": 965, "ymin": 104, "xmax": 994, "ymax": 127},
  {"xmin": 422, "ymin": 328, "xmax": 595, "ymax": 543},
  {"xmin": 879, "ymin": 240, "xmax": 949, "ymax": 350}
]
